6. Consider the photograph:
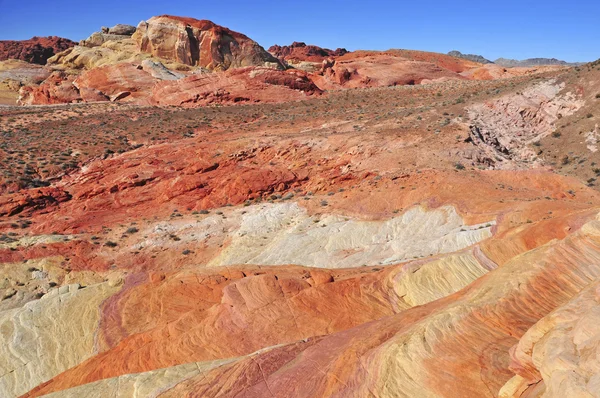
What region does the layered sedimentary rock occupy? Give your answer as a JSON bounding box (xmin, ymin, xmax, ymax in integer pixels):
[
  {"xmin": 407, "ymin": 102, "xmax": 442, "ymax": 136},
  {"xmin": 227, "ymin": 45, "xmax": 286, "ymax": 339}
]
[
  {"xmin": 210, "ymin": 202, "xmax": 493, "ymax": 268},
  {"xmin": 269, "ymin": 42, "xmax": 348, "ymax": 62},
  {"xmin": 18, "ymin": 63, "xmax": 319, "ymax": 106},
  {"xmin": 17, "ymin": 71, "xmax": 81, "ymax": 105},
  {"xmin": 0, "ymin": 282, "xmax": 120, "ymax": 397},
  {"xmin": 0, "ymin": 36, "xmax": 76, "ymax": 65},
  {"xmin": 311, "ymin": 51, "xmax": 471, "ymax": 89},
  {"xmin": 500, "ymin": 276, "xmax": 600, "ymax": 397},
  {"xmin": 132, "ymin": 15, "xmax": 281, "ymax": 70},
  {"xmin": 467, "ymin": 79, "xmax": 583, "ymax": 167},
  {"xmin": 2, "ymin": 33, "xmax": 599, "ymax": 398}
]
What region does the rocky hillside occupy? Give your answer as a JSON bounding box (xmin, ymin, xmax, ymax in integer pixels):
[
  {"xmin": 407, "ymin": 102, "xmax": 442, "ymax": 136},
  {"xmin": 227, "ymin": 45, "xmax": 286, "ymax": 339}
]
[{"xmin": 0, "ymin": 36, "xmax": 76, "ymax": 65}]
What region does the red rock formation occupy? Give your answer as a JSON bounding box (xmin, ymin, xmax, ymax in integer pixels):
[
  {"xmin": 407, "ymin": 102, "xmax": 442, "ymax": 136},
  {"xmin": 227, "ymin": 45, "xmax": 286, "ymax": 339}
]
[
  {"xmin": 269, "ymin": 41, "xmax": 348, "ymax": 62},
  {"xmin": 152, "ymin": 67, "xmax": 321, "ymax": 106},
  {"xmin": 19, "ymin": 63, "xmax": 320, "ymax": 107},
  {"xmin": 133, "ymin": 15, "xmax": 281, "ymax": 70},
  {"xmin": 311, "ymin": 52, "xmax": 470, "ymax": 89},
  {"xmin": 17, "ymin": 71, "xmax": 81, "ymax": 105},
  {"xmin": 73, "ymin": 63, "xmax": 156, "ymax": 103},
  {"xmin": 0, "ymin": 186, "xmax": 71, "ymax": 217},
  {"xmin": 0, "ymin": 36, "xmax": 76, "ymax": 65}
]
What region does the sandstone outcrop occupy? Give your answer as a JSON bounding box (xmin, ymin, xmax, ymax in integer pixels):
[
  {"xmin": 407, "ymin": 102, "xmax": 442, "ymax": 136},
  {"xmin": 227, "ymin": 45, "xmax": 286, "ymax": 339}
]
[
  {"xmin": 80, "ymin": 24, "xmax": 137, "ymax": 48},
  {"xmin": 0, "ymin": 59, "xmax": 51, "ymax": 104},
  {"xmin": 0, "ymin": 36, "xmax": 76, "ymax": 65},
  {"xmin": 18, "ymin": 63, "xmax": 319, "ymax": 106},
  {"xmin": 466, "ymin": 79, "xmax": 583, "ymax": 167},
  {"xmin": 311, "ymin": 51, "xmax": 469, "ymax": 89},
  {"xmin": 17, "ymin": 71, "xmax": 81, "ymax": 105},
  {"xmin": 132, "ymin": 15, "xmax": 282, "ymax": 70},
  {"xmin": 106, "ymin": 24, "xmax": 136, "ymax": 36},
  {"xmin": 47, "ymin": 37, "xmax": 152, "ymax": 70},
  {"xmin": 500, "ymin": 276, "xmax": 600, "ymax": 397}
]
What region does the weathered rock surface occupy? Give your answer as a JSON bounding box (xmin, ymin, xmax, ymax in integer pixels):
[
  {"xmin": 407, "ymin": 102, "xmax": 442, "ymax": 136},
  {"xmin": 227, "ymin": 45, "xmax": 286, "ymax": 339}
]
[
  {"xmin": 0, "ymin": 36, "xmax": 76, "ymax": 65},
  {"xmin": 107, "ymin": 24, "xmax": 136, "ymax": 36},
  {"xmin": 151, "ymin": 67, "xmax": 320, "ymax": 106},
  {"xmin": 460, "ymin": 63, "xmax": 567, "ymax": 81},
  {"xmin": 17, "ymin": 71, "xmax": 81, "ymax": 105},
  {"xmin": 268, "ymin": 42, "xmax": 348, "ymax": 72},
  {"xmin": 132, "ymin": 15, "xmax": 281, "ymax": 70},
  {"xmin": 210, "ymin": 202, "xmax": 493, "ymax": 268},
  {"xmin": 18, "ymin": 63, "xmax": 319, "ymax": 106},
  {"xmin": 46, "ymin": 38, "xmax": 152, "ymax": 70},
  {"xmin": 467, "ymin": 79, "xmax": 583, "ymax": 167},
  {"xmin": 0, "ymin": 282, "xmax": 119, "ymax": 397},
  {"xmin": 0, "ymin": 60, "xmax": 51, "ymax": 104},
  {"xmin": 500, "ymin": 274, "xmax": 600, "ymax": 397},
  {"xmin": 311, "ymin": 51, "xmax": 470, "ymax": 89}
]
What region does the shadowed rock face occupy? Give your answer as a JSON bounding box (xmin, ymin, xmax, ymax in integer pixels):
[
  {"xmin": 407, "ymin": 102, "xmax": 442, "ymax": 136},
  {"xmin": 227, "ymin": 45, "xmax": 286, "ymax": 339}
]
[
  {"xmin": 132, "ymin": 15, "xmax": 281, "ymax": 70},
  {"xmin": 0, "ymin": 36, "xmax": 76, "ymax": 65}
]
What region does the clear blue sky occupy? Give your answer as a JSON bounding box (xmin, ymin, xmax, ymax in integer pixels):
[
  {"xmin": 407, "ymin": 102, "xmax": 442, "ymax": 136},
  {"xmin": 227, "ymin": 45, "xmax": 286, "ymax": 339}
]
[{"xmin": 0, "ymin": 0, "xmax": 597, "ymax": 62}]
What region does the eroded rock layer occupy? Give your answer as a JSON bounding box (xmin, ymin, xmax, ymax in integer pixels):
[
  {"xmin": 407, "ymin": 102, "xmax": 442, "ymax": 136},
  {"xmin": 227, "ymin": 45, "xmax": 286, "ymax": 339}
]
[{"xmin": 2, "ymin": 19, "xmax": 600, "ymax": 398}]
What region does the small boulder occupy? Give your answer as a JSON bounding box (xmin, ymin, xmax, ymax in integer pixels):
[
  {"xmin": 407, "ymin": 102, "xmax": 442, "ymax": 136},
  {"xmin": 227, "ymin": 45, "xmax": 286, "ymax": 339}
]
[{"xmin": 108, "ymin": 24, "xmax": 136, "ymax": 36}]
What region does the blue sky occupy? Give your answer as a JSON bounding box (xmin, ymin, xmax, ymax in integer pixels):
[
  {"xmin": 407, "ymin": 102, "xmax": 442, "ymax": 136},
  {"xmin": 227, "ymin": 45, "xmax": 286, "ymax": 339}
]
[{"xmin": 0, "ymin": 0, "xmax": 597, "ymax": 62}]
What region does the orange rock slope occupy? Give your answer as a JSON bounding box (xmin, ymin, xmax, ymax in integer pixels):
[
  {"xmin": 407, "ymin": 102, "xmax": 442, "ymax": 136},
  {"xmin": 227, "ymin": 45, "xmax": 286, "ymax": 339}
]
[
  {"xmin": 2, "ymin": 15, "xmax": 600, "ymax": 398},
  {"xmin": 4, "ymin": 90, "xmax": 600, "ymax": 396}
]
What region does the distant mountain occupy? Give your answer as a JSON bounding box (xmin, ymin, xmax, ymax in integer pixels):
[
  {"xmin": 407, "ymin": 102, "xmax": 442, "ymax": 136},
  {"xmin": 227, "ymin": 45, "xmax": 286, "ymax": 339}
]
[
  {"xmin": 494, "ymin": 57, "xmax": 580, "ymax": 67},
  {"xmin": 448, "ymin": 50, "xmax": 492, "ymax": 64}
]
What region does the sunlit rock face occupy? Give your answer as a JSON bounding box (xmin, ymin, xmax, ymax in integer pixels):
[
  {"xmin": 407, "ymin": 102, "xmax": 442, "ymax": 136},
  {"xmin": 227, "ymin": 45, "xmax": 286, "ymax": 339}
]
[
  {"xmin": 210, "ymin": 202, "xmax": 494, "ymax": 268},
  {"xmin": 132, "ymin": 15, "xmax": 281, "ymax": 70}
]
